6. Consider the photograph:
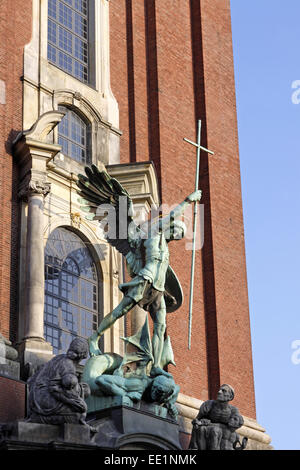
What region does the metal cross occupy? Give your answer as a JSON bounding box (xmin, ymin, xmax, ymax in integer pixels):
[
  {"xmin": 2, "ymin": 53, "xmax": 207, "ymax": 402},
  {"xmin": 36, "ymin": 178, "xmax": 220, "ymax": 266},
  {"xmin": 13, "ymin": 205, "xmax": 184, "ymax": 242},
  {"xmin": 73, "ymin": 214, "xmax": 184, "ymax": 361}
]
[{"xmin": 183, "ymin": 119, "xmax": 214, "ymax": 350}]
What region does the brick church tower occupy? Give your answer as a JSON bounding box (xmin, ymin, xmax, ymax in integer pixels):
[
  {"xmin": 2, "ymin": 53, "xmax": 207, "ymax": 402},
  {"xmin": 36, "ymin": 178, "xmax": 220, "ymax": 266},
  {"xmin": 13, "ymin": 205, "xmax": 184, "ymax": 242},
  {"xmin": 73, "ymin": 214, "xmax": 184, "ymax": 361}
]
[
  {"xmin": 0, "ymin": 0, "xmax": 271, "ymax": 449},
  {"xmin": 109, "ymin": 0, "xmax": 255, "ymax": 415}
]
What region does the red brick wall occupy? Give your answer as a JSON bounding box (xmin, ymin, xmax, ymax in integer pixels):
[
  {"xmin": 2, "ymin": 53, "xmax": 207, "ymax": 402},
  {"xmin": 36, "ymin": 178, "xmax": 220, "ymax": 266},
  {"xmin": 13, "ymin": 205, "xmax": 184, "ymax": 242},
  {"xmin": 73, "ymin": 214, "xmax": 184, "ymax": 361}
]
[
  {"xmin": 0, "ymin": 1, "xmax": 32, "ymax": 342},
  {"xmin": 110, "ymin": 0, "xmax": 256, "ymax": 419},
  {"xmin": 0, "ymin": 376, "xmax": 26, "ymax": 422},
  {"xmin": 198, "ymin": 0, "xmax": 256, "ymax": 418}
]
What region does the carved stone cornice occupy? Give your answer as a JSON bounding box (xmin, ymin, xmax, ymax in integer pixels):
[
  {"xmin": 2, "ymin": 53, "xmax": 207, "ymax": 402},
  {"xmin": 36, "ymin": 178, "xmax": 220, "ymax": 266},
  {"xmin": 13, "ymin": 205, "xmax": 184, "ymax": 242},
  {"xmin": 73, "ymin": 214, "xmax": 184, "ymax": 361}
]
[{"xmin": 107, "ymin": 161, "xmax": 160, "ymax": 211}]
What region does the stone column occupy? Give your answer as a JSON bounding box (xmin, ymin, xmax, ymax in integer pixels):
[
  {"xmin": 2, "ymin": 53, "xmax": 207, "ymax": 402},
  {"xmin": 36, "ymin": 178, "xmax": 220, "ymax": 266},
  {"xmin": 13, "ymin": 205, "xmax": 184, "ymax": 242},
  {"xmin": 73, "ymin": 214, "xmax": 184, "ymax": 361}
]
[
  {"xmin": 13, "ymin": 111, "xmax": 65, "ymax": 371},
  {"xmin": 17, "ymin": 177, "xmax": 54, "ymax": 370},
  {"xmin": 23, "ymin": 181, "xmax": 50, "ymax": 340}
]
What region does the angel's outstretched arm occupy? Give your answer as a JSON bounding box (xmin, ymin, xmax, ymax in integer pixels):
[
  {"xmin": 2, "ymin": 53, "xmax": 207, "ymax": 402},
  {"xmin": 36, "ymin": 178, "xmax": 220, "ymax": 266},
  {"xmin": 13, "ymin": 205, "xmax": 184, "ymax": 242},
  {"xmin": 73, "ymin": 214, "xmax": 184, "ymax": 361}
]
[{"xmin": 155, "ymin": 189, "xmax": 202, "ymax": 234}]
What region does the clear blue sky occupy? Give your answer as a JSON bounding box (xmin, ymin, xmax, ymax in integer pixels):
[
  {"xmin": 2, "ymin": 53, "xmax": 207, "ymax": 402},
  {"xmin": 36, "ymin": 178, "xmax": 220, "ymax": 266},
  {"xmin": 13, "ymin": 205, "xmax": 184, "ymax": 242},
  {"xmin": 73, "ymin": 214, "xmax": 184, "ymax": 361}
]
[{"xmin": 231, "ymin": 0, "xmax": 300, "ymax": 450}]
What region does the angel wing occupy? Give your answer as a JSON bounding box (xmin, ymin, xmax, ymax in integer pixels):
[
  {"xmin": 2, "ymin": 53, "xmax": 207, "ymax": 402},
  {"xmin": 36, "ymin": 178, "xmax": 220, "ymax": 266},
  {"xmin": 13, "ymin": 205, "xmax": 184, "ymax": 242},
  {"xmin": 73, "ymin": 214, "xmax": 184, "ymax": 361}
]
[
  {"xmin": 121, "ymin": 317, "xmax": 175, "ymax": 370},
  {"xmin": 77, "ymin": 165, "xmax": 183, "ymax": 313},
  {"xmin": 77, "ymin": 164, "xmax": 141, "ymax": 257},
  {"xmin": 120, "ymin": 315, "xmax": 154, "ymax": 366}
]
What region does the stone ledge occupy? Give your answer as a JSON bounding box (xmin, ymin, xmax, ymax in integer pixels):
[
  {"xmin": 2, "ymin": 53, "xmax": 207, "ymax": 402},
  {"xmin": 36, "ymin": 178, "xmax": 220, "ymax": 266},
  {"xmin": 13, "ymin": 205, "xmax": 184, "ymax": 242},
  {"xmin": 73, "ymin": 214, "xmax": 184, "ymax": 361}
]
[
  {"xmin": 86, "ymin": 394, "xmax": 171, "ymax": 420},
  {"xmin": 1, "ymin": 421, "xmax": 95, "ymax": 446},
  {"xmin": 87, "ymin": 404, "xmax": 181, "ymax": 450}
]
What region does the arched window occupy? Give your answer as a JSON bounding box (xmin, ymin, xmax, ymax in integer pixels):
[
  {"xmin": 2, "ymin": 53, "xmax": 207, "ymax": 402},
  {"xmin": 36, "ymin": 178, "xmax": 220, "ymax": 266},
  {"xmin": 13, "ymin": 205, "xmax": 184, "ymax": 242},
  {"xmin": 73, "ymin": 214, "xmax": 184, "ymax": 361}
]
[
  {"xmin": 58, "ymin": 105, "xmax": 91, "ymax": 164},
  {"xmin": 47, "ymin": 0, "xmax": 89, "ymax": 83},
  {"xmin": 44, "ymin": 227, "xmax": 100, "ymax": 355}
]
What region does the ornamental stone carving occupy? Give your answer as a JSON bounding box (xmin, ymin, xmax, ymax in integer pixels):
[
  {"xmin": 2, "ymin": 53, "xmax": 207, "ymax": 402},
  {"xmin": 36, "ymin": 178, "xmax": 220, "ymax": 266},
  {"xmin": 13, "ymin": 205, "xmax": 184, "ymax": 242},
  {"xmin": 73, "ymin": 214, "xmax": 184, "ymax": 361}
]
[
  {"xmin": 70, "ymin": 212, "xmax": 82, "ymax": 229},
  {"xmin": 18, "ymin": 179, "xmax": 51, "ymax": 201}
]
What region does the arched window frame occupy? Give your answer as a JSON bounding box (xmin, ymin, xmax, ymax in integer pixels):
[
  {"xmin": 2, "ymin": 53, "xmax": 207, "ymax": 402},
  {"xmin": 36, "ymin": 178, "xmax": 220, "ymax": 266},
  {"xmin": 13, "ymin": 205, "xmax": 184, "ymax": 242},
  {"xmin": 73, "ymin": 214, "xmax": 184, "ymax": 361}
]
[
  {"xmin": 44, "ymin": 226, "xmax": 103, "ymax": 355},
  {"xmin": 22, "ymin": 0, "xmax": 121, "ymax": 161},
  {"xmin": 52, "ymin": 90, "xmax": 118, "ymax": 168},
  {"xmin": 57, "ymin": 105, "xmax": 92, "ymax": 165}
]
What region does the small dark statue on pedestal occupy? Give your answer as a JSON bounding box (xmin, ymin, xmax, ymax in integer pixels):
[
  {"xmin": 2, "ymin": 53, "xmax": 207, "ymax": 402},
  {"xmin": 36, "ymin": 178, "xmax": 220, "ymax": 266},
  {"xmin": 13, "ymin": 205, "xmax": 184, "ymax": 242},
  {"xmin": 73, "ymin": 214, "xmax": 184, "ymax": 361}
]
[
  {"xmin": 189, "ymin": 384, "xmax": 248, "ymax": 450},
  {"xmin": 27, "ymin": 338, "xmax": 94, "ymax": 432}
]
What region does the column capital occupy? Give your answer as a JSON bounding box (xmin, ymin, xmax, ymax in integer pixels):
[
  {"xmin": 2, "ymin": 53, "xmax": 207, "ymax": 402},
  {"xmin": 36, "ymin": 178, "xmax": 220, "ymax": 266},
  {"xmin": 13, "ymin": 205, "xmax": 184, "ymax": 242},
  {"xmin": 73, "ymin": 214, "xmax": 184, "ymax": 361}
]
[{"xmin": 18, "ymin": 173, "xmax": 51, "ymax": 201}]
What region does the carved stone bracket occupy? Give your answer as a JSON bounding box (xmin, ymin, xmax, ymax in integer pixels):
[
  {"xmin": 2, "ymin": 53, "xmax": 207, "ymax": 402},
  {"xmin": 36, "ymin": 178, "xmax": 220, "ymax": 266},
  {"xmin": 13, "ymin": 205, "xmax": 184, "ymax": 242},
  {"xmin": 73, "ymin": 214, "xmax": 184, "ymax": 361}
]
[{"xmin": 70, "ymin": 212, "xmax": 82, "ymax": 229}]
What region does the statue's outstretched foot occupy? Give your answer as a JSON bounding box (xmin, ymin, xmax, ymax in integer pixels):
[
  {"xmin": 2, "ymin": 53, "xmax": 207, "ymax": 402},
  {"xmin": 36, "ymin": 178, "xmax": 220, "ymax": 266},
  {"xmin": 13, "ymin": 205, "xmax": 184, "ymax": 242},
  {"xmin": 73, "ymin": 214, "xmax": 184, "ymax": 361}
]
[
  {"xmin": 88, "ymin": 332, "xmax": 102, "ymax": 357},
  {"xmin": 150, "ymin": 366, "xmax": 173, "ymax": 378}
]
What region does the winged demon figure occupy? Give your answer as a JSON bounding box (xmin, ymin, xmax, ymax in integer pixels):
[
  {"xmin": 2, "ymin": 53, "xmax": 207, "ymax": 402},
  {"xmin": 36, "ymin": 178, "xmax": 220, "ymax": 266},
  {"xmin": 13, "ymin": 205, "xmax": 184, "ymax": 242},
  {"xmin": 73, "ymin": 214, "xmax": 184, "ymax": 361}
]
[
  {"xmin": 77, "ymin": 165, "xmax": 202, "ymax": 378},
  {"xmin": 82, "ymin": 316, "xmax": 180, "ymax": 418}
]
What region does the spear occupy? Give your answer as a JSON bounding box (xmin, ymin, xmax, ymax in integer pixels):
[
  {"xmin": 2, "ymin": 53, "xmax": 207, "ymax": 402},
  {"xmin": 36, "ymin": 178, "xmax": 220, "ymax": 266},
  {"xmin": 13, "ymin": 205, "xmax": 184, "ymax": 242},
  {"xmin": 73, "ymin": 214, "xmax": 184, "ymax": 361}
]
[{"xmin": 183, "ymin": 120, "xmax": 214, "ymax": 350}]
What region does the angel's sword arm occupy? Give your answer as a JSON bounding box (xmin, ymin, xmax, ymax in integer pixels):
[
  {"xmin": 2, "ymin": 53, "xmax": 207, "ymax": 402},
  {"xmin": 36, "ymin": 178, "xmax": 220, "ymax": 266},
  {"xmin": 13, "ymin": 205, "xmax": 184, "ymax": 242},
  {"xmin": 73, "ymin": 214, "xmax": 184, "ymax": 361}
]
[{"xmin": 157, "ymin": 197, "xmax": 192, "ymax": 234}]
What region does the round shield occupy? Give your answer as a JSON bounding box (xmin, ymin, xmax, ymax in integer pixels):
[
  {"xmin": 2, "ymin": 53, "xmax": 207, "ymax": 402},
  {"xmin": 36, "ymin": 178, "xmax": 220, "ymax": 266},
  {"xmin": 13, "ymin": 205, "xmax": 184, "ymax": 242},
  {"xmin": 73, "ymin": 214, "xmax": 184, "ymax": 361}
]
[{"xmin": 164, "ymin": 266, "xmax": 183, "ymax": 313}]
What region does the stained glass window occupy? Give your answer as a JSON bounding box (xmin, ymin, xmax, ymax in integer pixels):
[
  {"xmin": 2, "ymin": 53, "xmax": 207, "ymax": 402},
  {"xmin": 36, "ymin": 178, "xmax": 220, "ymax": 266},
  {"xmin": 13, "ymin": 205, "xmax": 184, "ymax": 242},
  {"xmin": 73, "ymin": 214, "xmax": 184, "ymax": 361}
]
[
  {"xmin": 48, "ymin": 0, "xmax": 89, "ymax": 83},
  {"xmin": 44, "ymin": 227, "xmax": 99, "ymax": 355},
  {"xmin": 58, "ymin": 106, "xmax": 90, "ymax": 164}
]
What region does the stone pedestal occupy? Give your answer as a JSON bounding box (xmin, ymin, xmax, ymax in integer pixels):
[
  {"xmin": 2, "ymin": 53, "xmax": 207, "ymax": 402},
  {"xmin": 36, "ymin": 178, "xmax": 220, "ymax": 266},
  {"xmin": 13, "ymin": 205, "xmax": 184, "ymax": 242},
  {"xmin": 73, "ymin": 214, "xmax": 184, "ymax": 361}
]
[
  {"xmin": 0, "ymin": 421, "xmax": 99, "ymax": 450},
  {"xmin": 87, "ymin": 402, "xmax": 182, "ymax": 450},
  {"xmin": 18, "ymin": 338, "xmax": 53, "ymax": 379},
  {"xmin": 0, "ymin": 410, "xmax": 181, "ymax": 450}
]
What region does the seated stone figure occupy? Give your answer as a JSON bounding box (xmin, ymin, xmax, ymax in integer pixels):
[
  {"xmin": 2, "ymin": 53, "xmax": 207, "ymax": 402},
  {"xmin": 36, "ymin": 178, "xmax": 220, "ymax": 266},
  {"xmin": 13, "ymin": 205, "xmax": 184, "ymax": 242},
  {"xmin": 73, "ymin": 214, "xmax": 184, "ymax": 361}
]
[
  {"xmin": 189, "ymin": 384, "xmax": 247, "ymax": 450},
  {"xmin": 220, "ymin": 412, "xmax": 247, "ymax": 450},
  {"xmin": 27, "ymin": 338, "xmax": 92, "ymax": 430}
]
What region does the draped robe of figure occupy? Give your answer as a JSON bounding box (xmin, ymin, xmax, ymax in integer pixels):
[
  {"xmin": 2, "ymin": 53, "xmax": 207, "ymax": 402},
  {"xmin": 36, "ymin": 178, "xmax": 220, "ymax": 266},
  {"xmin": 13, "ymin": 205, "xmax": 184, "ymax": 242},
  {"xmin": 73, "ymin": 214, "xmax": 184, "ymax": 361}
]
[{"xmin": 28, "ymin": 353, "xmax": 88, "ymax": 424}]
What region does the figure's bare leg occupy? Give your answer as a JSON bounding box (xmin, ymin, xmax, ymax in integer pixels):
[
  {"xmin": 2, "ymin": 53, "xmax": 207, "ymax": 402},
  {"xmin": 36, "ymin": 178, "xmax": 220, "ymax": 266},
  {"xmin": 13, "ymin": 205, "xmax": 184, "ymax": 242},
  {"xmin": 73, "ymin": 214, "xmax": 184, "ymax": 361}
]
[
  {"xmin": 208, "ymin": 425, "xmax": 223, "ymax": 450},
  {"xmin": 95, "ymin": 375, "xmax": 127, "ymax": 396},
  {"xmin": 149, "ymin": 298, "xmax": 171, "ymax": 377},
  {"xmin": 88, "ymin": 296, "xmax": 135, "ymax": 356}
]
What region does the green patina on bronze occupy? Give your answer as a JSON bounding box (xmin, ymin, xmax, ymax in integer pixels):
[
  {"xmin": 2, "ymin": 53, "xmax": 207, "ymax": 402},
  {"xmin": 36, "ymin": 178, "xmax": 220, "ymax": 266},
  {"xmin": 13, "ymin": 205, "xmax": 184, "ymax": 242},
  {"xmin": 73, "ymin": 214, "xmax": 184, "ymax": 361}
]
[
  {"xmin": 77, "ymin": 165, "xmax": 202, "ymax": 417},
  {"xmin": 82, "ymin": 316, "xmax": 179, "ymax": 418}
]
